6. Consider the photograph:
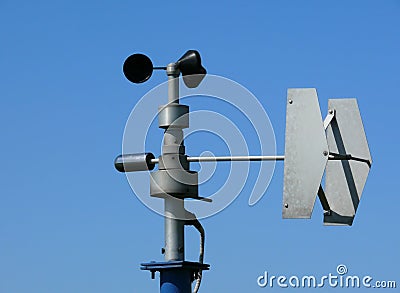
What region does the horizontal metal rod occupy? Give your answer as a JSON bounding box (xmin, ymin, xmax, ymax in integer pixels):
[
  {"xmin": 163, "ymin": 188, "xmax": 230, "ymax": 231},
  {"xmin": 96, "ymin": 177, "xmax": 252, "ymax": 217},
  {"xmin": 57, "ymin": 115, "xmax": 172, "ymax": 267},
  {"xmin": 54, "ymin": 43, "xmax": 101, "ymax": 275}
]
[
  {"xmin": 150, "ymin": 155, "xmax": 285, "ymax": 164},
  {"xmin": 149, "ymin": 153, "xmax": 370, "ymax": 165},
  {"xmin": 187, "ymin": 156, "xmax": 285, "ymax": 162}
]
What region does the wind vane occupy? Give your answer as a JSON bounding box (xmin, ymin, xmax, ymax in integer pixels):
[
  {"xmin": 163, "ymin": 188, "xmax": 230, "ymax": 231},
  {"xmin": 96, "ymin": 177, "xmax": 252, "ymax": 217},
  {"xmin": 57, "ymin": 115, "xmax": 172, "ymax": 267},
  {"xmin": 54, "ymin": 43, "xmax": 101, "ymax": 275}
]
[{"xmin": 114, "ymin": 50, "xmax": 372, "ymax": 293}]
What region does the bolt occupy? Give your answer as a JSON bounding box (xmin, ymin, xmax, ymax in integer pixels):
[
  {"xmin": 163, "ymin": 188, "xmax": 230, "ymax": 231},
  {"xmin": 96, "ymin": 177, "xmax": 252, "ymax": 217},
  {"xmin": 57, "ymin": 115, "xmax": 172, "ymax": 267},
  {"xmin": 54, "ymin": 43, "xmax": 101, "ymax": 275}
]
[
  {"xmin": 329, "ymin": 109, "xmax": 334, "ymax": 114},
  {"xmin": 161, "ymin": 248, "xmax": 165, "ymax": 254},
  {"xmin": 323, "ymin": 151, "xmax": 329, "ymax": 156},
  {"xmin": 288, "ymin": 99, "xmax": 293, "ymax": 104},
  {"xmin": 284, "ymin": 203, "xmax": 289, "ymax": 208}
]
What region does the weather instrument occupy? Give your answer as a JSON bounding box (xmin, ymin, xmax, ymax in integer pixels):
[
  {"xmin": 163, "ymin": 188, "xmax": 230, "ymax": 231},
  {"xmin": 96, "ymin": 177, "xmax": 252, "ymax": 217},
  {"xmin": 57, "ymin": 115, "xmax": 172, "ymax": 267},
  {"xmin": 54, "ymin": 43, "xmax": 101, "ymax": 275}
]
[{"xmin": 114, "ymin": 50, "xmax": 372, "ymax": 293}]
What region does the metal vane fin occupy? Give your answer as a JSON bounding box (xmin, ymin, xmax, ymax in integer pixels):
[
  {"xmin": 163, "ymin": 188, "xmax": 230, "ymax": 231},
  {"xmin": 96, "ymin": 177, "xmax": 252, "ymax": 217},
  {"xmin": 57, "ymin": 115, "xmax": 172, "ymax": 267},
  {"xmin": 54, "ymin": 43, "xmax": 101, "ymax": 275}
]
[
  {"xmin": 324, "ymin": 99, "xmax": 372, "ymax": 225},
  {"xmin": 283, "ymin": 88, "xmax": 329, "ymax": 218}
]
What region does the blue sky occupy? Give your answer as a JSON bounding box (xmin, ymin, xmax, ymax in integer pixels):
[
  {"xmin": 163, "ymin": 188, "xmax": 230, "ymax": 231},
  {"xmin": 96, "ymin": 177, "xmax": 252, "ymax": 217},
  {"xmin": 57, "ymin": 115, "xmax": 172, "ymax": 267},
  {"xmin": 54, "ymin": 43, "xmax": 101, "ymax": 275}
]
[{"xmin": 1, "ymin": 1, "xmax": 399, "ymax": 292}]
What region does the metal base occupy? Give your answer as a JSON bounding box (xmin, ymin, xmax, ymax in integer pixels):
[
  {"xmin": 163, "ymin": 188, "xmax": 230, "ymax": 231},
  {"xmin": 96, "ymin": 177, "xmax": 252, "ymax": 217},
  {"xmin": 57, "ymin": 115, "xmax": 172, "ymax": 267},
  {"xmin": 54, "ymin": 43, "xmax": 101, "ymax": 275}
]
[{"xmin": 141, "ymin": 261, "xmax": 210, "ymax": 293}]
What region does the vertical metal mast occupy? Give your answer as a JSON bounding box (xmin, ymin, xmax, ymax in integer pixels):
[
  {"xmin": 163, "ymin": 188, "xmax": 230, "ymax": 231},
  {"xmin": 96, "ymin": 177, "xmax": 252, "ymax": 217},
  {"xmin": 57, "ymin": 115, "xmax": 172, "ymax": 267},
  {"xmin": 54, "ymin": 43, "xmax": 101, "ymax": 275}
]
[
  {"xmin": 140, "ymin": 61, "xmax": 209, "ymax": 293},
  {"xmin": 164, "ymin": 63, "xmax": 185, "ymax": 262}
]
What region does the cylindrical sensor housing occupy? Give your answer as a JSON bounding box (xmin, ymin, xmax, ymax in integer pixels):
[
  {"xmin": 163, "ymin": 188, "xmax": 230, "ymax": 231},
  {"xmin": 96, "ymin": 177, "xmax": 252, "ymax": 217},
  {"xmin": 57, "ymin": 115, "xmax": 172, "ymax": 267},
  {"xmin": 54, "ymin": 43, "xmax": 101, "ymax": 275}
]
[
  {"xmin": 114, "ymin": 153, "xmax": 155, "ymax": 172},
  {"xmin": 158, "ymin": 104, "xmax": 189, "ymax": 129}
]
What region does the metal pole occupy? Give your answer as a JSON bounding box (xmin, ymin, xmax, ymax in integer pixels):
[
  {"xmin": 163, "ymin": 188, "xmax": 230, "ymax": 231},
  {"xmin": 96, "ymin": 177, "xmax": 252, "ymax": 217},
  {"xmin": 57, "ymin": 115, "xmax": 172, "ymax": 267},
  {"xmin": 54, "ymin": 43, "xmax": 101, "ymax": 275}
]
[
  {"xmin": 158, "ymin": 63, "xmax": 191, "ymax": 293},
  {"xmin": 164, "ymin": 63, "xmax": 185, "ymax": 262},
  {"xmin": 140, "ymin": 61, "xmax": 209, "ymax": 293},
  {"xmin": 167, "ymin": 63, "xmax": 179, "ymax": 104},
  {"xmin": 164, "ymin": 197, "xmax": 185, "ymax": 261}
]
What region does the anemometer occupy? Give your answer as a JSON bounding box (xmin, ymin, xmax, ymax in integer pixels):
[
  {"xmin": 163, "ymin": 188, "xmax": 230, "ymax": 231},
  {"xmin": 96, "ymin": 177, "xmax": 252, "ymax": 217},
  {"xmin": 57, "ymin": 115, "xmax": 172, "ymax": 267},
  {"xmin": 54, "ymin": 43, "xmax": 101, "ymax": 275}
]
[{"xmin": 114, "ymin": 50, "xmax": 372, "ymax": 293}]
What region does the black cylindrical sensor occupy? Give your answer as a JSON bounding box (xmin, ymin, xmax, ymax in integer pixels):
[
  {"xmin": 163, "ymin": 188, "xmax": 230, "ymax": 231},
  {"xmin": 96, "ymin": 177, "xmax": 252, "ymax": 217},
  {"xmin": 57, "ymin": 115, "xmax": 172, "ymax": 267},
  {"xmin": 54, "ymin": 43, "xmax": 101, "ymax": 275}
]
[{"xmin": 114, "ymin": 153, "xmax": 156, "ymax": 172}]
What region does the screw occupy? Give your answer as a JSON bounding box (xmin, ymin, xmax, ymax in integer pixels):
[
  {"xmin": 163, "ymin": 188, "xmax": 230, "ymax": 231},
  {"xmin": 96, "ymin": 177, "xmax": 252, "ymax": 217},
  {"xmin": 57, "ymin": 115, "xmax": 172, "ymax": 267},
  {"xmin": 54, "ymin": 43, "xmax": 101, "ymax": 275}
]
[
  {"xmin": 288, "ymin": 99, "xmax": 293, "ymax": 104},
  {"xmin": 329, "ymin": 109, "xmax": 334, "ymax": 114},
  {"xmin": 284, "ymin": 203, "xmax": 289, "ymax": 208},
  {"xmin": 323, "ymin": 151, "xmax": 329, "ymax": 156}
]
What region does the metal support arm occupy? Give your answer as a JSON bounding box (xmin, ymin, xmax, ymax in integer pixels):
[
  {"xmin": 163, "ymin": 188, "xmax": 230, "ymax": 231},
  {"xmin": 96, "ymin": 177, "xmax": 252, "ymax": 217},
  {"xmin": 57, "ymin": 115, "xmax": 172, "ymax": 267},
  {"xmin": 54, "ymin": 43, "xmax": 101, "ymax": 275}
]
[
  {"xmin": 150, "ymin": 155, "xmax": 285, "ymax": 164},
  {"xmin": 149, "ymin": 154, "xmax": 370, "ymax": 165}
]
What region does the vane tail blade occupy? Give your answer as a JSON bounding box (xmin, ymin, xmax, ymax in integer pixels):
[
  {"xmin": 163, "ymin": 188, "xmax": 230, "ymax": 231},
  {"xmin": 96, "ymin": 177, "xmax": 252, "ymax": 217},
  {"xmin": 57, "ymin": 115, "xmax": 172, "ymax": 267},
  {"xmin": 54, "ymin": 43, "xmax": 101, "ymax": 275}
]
[
  {"xmin": 324, "ymin": 99, "xmax": 372, "ymax": 226},
  {"xmin": 283, "ymin": 89, "xmax": 329, "ymax": 218}
]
